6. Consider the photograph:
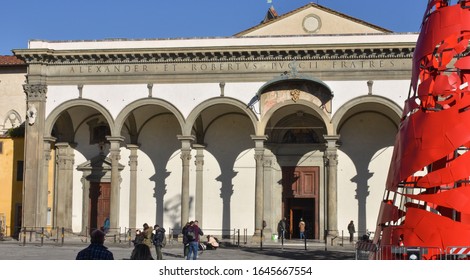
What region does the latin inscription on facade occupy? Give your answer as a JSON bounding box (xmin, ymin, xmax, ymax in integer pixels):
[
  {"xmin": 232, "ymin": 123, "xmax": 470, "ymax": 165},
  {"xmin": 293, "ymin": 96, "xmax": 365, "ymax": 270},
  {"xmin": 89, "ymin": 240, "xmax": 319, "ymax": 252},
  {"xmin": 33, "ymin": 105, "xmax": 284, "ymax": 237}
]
[{"xmin": 53, "ymin": 59, "xmax": 408, "ymax": 76}]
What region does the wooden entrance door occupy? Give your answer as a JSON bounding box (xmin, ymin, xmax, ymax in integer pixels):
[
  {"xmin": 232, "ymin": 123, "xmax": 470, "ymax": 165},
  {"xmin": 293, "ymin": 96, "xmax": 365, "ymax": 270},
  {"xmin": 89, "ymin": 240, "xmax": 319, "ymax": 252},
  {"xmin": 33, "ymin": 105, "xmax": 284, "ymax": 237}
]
[
  {"xmin": 282, "ymin": 166, "xmax": 319, "ymax": 239},
  {"xmin": 89, "ymin": 182, "xmax": 111, "ymax": 232}
]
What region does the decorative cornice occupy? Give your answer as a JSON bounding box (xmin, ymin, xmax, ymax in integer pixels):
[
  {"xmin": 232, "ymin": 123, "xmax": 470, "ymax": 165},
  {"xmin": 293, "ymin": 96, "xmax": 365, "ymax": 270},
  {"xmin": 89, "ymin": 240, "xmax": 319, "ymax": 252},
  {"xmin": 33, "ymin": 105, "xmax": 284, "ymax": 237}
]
[{"xmin": 14, "ymin": 47, "xmax": 414, "ymax": 65}]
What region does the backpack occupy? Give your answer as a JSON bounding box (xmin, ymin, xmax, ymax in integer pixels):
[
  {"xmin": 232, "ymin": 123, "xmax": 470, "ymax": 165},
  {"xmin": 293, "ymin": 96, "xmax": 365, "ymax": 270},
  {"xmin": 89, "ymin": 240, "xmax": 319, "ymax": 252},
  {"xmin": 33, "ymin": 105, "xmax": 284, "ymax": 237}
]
[
  {"xmin": 162, "ymin": 233, "xmax": 167, "ymax": 248},
  {"xmin": 186, "ymin": 227, "xmax": 196, "ymax": 241}
]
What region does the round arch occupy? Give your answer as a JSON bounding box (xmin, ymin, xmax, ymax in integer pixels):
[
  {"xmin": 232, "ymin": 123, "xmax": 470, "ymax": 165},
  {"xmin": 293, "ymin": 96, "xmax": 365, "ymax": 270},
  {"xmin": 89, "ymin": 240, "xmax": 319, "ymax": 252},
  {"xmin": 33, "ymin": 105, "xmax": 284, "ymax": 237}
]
[
  {"xmin": 114, "ymin": 98, "xmax": 185, "ymax": 136},
  {"xmin": 332, "ymin": 95, "xmax": 402, "ymax": 133},
  {"xmin": 259, "ymin": 99, "xmax": 334, "ymax": 136},
  {"xmin": 45, "ymin": 99, "xmax": 115, "ymax": 137},
  {"xmin": 184, "ymin": 97, "xmax": 259, "ymax": 136}
]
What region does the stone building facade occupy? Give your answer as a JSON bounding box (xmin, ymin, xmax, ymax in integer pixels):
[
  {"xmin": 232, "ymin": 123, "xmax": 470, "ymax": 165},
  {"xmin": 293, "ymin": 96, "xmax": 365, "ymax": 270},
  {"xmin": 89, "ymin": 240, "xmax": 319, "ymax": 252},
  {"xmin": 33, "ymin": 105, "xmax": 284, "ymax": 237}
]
[{"xmin": 12, "ymin": 4, "xmax": 418, "ymax": 242}]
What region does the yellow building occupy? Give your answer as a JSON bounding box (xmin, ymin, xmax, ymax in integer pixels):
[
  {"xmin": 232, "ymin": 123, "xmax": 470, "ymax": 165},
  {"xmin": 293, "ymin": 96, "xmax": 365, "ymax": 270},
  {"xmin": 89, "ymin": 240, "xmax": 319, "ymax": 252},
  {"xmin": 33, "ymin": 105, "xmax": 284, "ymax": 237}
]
[
  {"xmin": 0, "ymin": 134, "xmax": 24, "ymax": 238},
  {"xmin": 0, "ymin": 55, "xmax": 27, "ymax": 238}
]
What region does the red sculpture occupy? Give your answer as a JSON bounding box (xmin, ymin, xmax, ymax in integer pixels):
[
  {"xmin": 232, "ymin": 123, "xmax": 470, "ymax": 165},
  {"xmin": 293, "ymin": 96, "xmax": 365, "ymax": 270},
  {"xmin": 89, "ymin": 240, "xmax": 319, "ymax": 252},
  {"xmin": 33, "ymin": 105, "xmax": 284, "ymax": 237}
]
[{"xmin": 373, "ymin": 0, "xmax": 470, "ymax": 259}]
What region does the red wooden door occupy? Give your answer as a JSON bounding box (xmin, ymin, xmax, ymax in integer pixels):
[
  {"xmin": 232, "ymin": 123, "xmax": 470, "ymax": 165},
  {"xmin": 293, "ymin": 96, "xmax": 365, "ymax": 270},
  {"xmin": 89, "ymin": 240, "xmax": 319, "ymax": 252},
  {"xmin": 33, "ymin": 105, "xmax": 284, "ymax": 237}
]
[
  {"xmin": 282, "ymin": 166, "xmax": 319, "ymax": 239},
  {"xmin": 89, "ymin": 182, "xmax": 111, "ymax": 231}
]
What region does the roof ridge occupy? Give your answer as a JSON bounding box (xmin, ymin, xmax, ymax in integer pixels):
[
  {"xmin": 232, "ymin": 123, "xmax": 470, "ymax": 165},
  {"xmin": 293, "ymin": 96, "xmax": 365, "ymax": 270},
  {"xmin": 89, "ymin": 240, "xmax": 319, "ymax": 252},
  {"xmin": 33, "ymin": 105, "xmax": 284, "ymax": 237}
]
[{"xmin": 235, "ymin": 2, "xmax": 391, "ymax": 37}]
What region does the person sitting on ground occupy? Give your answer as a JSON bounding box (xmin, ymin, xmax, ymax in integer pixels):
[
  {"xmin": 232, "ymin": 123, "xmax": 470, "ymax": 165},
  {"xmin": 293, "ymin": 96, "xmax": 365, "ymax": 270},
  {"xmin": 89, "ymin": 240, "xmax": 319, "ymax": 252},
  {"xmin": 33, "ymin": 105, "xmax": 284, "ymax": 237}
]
[
  {"xmin": 76, "ymin": 229, "xmax": 114, "ymax": 260},
  {"xmin": 205, "ymin": 235, "xmax": 219, "ymax": 250},
  {"xmin": 130, "ymin": 243, "xmax": 154, "ymax": 260}
]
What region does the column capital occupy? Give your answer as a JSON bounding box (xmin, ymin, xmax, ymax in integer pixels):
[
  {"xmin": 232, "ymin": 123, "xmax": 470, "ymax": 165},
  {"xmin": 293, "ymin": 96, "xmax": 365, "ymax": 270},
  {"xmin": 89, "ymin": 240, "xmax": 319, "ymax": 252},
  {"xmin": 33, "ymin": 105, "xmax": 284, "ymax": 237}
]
[
  {"xmin": 177, "ymin": 135, "xmax": 195, "ymax": 149},
  {"xmin": 106, "ymin": 136, "xmax": 125, "ymax": 143},
  {"xmin": 323, "ymin": 135, "xmax": 340, "ymax": 148},
  {"xmin": 251, "ymin": 135, "xmax": 268, "ymax": 152},
  {"xmin": 23, "ymin": 83, "xmax": 47, "ymax": 101},
  {"xmin": 43, "ymin": 136, "xmax": 57, "ymax": 144},
  {"xmin": 126, "ymin": 143, "xmax": 140, "ymax": 150}
]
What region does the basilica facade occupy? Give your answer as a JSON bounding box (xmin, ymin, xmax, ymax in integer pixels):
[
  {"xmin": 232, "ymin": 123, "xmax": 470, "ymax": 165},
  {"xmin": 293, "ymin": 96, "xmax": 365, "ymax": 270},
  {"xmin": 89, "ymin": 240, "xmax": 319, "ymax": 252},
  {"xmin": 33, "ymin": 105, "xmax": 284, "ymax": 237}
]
[{"xmin": 13, "ymin": 3, "xmax": 418, "ymax": 241}]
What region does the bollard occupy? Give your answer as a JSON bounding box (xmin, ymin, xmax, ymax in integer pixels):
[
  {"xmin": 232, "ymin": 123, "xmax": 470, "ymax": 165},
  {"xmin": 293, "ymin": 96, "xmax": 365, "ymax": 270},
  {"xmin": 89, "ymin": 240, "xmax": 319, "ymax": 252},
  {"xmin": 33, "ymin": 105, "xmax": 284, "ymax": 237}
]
[
  {"xmin": 41, "ymin": 227, "xmax": 44, "ymax": 246},
  {"xmin": 281, "ymin": 229, "xmax": 284, "ymax": 250},
  {"xmin": 23, "ymin": 227, "xmax": 26, "ymax": 246},
  {"xmin": 304, "ymin": 231, "xmax": 307, "ymax": 250},
  {"xmin": 237, "ymin": 229, "xmax": 240, "ymax": 247},
  {"xmin": 61, "ymin": 227, "xmax": 64, "ymax": 246},
  {"xmin": 260, "ymin": 229, "xmax": 263, "ymax": 250}
]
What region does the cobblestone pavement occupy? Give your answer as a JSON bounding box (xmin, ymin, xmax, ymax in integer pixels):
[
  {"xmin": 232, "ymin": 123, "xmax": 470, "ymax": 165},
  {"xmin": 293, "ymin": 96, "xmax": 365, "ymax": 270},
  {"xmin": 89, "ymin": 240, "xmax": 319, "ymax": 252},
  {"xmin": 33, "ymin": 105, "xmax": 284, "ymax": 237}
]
[{"xmin": 0, "ymin": 239, "xmax": 356, "ymax": 260}]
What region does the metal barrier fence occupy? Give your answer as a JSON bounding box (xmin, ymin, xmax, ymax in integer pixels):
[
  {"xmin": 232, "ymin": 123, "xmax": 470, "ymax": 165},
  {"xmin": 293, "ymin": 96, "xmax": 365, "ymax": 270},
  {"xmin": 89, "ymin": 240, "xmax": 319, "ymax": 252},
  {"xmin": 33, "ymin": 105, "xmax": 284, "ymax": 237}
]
[
  {"xmin": 355, "ymin": 241, "xmax": 378, "ymax": 260},
  {"xmin": 356, "ymin": 244, "xmax": 445, "ymax": 260},
  {"xmin": 356, "ymin": 244, "xmax": 470, "ymax": 260},
  {"xmin": 445, "ymin": 246, "xmax": 470, "ymax": 260}
]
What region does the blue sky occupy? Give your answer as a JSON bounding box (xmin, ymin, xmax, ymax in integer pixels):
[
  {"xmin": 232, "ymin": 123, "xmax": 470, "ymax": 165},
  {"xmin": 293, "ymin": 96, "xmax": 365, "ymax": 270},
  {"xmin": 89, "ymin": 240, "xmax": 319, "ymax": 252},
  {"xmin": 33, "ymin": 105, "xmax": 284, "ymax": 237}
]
[{"xmin": 0, "ymin": 0, "xmax": 428, "ymax": 55}]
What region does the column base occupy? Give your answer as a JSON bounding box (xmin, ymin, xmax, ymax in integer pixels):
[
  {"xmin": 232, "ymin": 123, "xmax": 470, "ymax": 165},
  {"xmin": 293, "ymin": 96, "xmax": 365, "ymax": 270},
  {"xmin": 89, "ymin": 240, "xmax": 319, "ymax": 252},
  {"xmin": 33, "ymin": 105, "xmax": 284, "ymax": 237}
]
[
  {"xmin": 326, "ymin": 230, "xmax": 339, "ymax": 246},
  {"xmin": 251, "ymin": 230, "xmax": 266, "ymax": 244}
]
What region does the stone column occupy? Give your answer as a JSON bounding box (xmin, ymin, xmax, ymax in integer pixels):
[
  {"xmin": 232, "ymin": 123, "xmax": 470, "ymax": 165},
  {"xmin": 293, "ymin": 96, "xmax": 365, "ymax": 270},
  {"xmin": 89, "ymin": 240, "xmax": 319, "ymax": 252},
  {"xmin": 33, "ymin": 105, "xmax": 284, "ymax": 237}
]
[
  {"xmin": 263, "ymin": 153, "xmax": 274, "ymax": 237},
  {"xmin": 55, "ymin": 142, "xmax": 75, "ymax": 231},
  {"xmin": 193, "ymin": 144, "xmax": 205, "ymax": 226},
  {"xmin": 106, "ymin": 136, "xmax": 124, "ymax": 231},
  {"xmin": 22, "ymin": 83, "xmax": 47, "ymax": 228},
  {"xmin": 177, "ymin": 136, "xmax": 194, "ymax": 228},
  {"xmin": 324, "ymin": 135, "xmax": 340, "ymax": 245},
  {"xmin": 127, "ymin": 144, "xmax": 139, "ymax": 229},
  {"xmin": 251, "ymin": 135, "xmax": 267, "ymax": 240}
]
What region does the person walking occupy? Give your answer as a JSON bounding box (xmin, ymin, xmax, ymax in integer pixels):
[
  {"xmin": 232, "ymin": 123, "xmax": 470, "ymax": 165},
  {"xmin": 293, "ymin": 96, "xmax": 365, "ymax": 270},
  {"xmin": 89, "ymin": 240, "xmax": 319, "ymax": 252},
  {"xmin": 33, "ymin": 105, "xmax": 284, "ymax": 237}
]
[
  {"xmin": 347, "ymin": 220, "xmax": 356, "ymax": 243},
  {"xmin": 152, "ymin": 224, "xmax": 166, "ymax": 260},
  {"xmin": 76, "ymin": 229, "xmax": 114, "ymax": 260},
  {"xmin": 278, "ymin": 217, "xmax": 287, "ymax": 240},
  {"xmin": 299, "ymin": 218, "xmax": 306, "ymax": 239}
]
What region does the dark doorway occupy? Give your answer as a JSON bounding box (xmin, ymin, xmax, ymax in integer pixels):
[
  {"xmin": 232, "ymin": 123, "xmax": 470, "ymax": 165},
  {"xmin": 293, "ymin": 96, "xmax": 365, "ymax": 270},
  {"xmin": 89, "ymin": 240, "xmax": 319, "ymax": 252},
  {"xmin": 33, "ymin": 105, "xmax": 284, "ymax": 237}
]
[
  {"xmin": 282, "ymin": 166, "xmax": 319, "ymax": 239},
  {"xmin": 89, "ymin": 182, "xmax": 111, "ymax": 232},
  {"xmin": 287, "ymin": 198, "xmax": 315, "ymax": 239}
]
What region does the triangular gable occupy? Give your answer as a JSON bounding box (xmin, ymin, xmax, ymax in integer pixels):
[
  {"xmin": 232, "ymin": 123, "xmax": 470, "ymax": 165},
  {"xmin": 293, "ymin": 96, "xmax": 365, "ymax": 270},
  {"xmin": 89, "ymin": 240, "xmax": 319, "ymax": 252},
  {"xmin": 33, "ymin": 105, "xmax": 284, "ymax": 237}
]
[
  {"xmin": 235, "ymin": 3, "xmax": 391, "ymax": 37},
  {"xmin": 77, "ymin": 153, "xmax": 125, "ymax": 171}
]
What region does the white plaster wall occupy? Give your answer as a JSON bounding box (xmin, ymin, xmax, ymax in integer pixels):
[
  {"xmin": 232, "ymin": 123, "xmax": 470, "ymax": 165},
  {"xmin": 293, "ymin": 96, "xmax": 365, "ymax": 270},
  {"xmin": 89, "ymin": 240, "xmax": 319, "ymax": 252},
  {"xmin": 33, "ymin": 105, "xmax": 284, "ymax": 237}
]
[
  {"xmin": 46, "ymin": 86, "xmax": 79, "ymax": 117},
  {"xmin": 202, "ymin": 114, "xmax": 256, "ymax": 234},
  {"xmin": 72, "ymin": 150, "xmax": 86, "ymax": 232},
  {"xmin": 328, "ymin": 80, "xmax": 409, "ymax": 115},
  {"xmin": 201, "ymin": 152, "xmax": 224, "ymax": 232},
  {"xmin": 135, "ymin": 115, "xmax": 182, "ymax": 229},
  {"xmin": 29, "ymin": 34, "xmax": 418, "ymax": 51},
  {"xmin": 336, "ymin": 111, "xmax": 396, "ymax": 236},
  {"xmin": 153, "ymin": 82, "xmax": 261, "ymax": 119},
  {"xmin": 0, "ymin": 72, "xmax": 26, "ymax": 132},
  {"xmin": 82, "ymin": 85, "xmax": 148, "ymax": 119},
  {"xmin": 232, "ymin": 148, "xmax": 256, "ymax": 234}
]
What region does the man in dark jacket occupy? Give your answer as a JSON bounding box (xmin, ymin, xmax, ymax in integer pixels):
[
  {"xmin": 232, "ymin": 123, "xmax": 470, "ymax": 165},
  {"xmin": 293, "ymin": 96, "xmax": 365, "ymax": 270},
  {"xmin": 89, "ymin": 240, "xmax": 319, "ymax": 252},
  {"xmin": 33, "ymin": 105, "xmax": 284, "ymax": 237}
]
[
  {"xmin": 186, "ymin": 220, "xmax": 204, "ymax": 260},
  {"xmin": 152, "ymin": 224, "xmax": 166, "ymax": 260},
  {"xmin": 76, "ymin": 229, "xmax": 113, "ymax": 260},
  {"xmin": 182, "ymin": 222, "xmax": 190, "ymax": 258}
]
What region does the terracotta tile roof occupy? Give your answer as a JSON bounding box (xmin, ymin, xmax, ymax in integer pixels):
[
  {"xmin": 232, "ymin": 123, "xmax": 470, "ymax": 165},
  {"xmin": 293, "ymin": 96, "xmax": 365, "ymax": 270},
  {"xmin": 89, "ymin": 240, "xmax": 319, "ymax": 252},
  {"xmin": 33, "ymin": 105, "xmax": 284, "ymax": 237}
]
[{"xmin": 0, "ymin": 55, "xmax": 25, "ymax": 66}]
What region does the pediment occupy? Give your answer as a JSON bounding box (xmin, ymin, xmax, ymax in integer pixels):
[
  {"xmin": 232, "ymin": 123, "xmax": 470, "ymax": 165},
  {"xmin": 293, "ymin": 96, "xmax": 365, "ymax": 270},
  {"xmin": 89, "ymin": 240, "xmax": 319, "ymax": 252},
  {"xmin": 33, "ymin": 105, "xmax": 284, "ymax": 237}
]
[
  {"xmin": 77, "ymin": 153, "xmax": 125, "ymax": 171},
  {"xmin": 236, "ymin": 3, "xmax": 391, "ymax": 37}
]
